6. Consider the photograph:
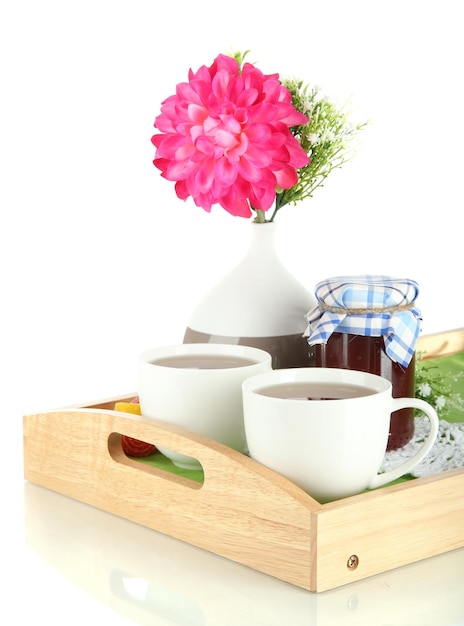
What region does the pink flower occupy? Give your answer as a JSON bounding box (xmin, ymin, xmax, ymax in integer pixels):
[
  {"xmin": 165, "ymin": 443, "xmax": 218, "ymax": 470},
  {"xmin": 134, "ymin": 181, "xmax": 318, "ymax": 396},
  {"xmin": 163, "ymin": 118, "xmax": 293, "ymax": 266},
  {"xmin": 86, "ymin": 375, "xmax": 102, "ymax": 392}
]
[{"xmin": 152, "ymin": 54, "xmax": 309, "ymax": 218}]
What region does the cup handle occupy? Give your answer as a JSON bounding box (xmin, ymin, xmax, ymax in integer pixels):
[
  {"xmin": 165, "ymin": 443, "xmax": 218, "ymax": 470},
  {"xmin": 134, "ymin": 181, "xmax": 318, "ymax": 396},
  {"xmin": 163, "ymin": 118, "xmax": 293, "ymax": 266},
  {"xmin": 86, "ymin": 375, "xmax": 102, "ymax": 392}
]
[{"xmin": 367, "ymin": 397, "xmax": 439, "ymax": 490}]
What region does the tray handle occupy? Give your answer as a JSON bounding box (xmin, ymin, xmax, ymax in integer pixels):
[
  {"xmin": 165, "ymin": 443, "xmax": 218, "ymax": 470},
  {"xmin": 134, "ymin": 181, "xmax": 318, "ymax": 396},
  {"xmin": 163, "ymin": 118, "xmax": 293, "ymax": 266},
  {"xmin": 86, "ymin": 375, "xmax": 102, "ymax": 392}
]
[
  {"xmin": 24, "ymin": 406, "xmax": 320, "ymax": 513},
  {"xmin": 24, "ymin": 406, "xmax": 318, "ymax": 590},
  {"xmin": 105, "ymin": 408, "xmax": 320, "ymax": 504}
]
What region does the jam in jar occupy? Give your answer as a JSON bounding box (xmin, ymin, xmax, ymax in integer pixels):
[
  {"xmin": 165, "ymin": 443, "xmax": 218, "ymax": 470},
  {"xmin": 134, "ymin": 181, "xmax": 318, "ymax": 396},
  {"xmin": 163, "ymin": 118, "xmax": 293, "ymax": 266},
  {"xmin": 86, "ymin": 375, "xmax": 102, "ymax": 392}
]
[
  {"xmin": 310, "ymin": 333, "xmax": 415, "ymax": 450},
  {"xmin": 305, "ymin": 275, "xmax": 421, "ymax": 451}
]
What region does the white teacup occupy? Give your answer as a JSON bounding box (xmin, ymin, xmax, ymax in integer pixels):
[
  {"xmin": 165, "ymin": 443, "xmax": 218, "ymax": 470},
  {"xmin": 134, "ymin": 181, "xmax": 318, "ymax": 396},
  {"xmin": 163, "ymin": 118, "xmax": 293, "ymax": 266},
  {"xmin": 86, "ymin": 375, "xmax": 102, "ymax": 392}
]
[
  {"xmin": 138, "ymin": 343, "xmax": 272, "ymax": 469},
  {"xmin": 242, "ymin": 367, "xmax": 439, "ymax": 502}
]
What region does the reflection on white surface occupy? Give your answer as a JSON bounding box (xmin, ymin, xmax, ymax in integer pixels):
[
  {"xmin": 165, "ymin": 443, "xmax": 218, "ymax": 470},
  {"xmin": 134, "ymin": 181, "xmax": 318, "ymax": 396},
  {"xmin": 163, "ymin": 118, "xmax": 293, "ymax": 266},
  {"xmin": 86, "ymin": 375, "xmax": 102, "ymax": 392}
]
[
  {"xmin": 111, "ymin": 569, "xmax": 204, "ymax": 625},
  {"xmin": 24, "ymin": 482, "xmax": 464, "ymax": 626}
]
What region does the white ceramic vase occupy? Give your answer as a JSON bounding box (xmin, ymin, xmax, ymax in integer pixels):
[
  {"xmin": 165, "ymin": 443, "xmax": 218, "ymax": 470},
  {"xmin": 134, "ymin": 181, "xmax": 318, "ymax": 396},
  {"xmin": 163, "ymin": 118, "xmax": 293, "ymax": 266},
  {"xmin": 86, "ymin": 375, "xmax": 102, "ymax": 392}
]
[{"xmin": 183, "ymin": 222, "xmax": 316, "ymax": 368}]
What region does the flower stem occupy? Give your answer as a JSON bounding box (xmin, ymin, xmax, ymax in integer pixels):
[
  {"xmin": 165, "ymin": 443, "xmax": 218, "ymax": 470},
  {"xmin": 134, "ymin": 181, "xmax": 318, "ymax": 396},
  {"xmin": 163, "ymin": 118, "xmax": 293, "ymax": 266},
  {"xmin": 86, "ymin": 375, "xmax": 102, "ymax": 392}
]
[{"xmin": 253, "ymin": 209, "xmax": 267, "ymax": 223}]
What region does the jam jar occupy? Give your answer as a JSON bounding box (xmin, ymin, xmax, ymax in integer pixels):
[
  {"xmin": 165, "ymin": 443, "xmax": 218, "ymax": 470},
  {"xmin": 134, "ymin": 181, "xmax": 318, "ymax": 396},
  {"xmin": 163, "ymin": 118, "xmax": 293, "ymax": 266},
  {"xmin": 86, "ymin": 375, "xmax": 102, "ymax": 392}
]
[{"xmin": 305, "ymin": 276, "xmax": 421, "ymax": 451}]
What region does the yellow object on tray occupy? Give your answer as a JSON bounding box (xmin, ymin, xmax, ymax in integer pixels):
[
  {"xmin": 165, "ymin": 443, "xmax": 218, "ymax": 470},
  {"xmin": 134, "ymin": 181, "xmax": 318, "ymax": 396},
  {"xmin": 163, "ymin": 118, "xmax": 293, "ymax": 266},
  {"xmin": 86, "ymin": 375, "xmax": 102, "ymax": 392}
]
[{"xmin": 114, "ymin": 401, "xmax": 141, "ymax": 415}]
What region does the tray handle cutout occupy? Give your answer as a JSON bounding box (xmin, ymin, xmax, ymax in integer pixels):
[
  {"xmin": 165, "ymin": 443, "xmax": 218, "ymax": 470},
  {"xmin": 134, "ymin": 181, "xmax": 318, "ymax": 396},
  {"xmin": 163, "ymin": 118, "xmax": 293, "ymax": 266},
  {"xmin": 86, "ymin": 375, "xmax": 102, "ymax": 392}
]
[{"xmin": 107, "ymin": 431, "xmax": 204, "ymax": 490}]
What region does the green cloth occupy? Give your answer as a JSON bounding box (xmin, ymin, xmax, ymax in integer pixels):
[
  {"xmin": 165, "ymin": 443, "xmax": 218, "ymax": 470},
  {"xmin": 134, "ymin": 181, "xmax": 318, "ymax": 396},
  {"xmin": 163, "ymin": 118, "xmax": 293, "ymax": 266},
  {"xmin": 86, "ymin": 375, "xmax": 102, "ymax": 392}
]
[
  {"xmin": 418, "ymin": 351, "xmax": 464, "ymax": 423},
  {"xmin": 138, "ymin": 451, "xmax": 204, "ymax": 484},
  {"xmin": 136, "ymin": 351, "xmax": 464, "ymax": 486}
]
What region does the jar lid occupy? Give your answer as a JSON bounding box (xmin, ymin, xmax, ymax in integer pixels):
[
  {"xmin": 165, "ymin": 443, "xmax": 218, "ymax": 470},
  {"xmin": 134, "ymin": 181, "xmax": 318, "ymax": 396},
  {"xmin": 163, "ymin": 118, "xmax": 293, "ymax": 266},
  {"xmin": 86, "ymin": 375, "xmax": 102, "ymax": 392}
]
[{"xmin": 304, "ymin": 275, "xmax": 421, "ymax": 366}]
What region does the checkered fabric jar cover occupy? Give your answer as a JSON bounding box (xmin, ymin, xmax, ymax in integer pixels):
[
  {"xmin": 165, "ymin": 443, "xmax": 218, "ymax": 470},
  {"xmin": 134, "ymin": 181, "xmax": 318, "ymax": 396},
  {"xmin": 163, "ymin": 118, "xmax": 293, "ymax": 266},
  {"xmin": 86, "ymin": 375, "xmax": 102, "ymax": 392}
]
[{"xmin": 304, "ymin": 275, "xmax": 422, "ymax": 367}]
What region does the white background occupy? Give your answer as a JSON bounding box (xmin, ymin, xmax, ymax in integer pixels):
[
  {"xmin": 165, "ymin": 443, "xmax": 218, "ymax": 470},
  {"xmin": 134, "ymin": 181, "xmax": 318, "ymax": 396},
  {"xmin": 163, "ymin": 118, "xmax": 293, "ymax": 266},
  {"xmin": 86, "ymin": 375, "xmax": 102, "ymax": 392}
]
[
  {"xmin": 1, "ymin": 1, "xmax": 464, "ymax": 623},
  {"xmin": 2, "ymin": 0, "xmax": 463, "ymax": 414}
]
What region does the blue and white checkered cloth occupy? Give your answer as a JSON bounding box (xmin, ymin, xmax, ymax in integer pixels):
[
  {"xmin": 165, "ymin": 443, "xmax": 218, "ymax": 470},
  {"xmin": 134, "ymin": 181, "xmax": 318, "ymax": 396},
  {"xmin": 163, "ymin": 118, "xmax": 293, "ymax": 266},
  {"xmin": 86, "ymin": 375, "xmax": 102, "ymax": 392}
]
[{"xmin": 304, "ymin": 275, "xmax": 422, "ymax": 367}]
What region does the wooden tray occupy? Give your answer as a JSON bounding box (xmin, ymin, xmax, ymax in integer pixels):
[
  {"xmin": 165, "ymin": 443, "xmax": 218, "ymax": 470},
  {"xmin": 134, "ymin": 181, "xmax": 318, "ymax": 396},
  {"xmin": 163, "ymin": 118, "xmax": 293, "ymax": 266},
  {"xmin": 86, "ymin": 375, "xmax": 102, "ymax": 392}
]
[{"xmin": 23, "ymin": 330, "xmax": 464, "ymax": 593}]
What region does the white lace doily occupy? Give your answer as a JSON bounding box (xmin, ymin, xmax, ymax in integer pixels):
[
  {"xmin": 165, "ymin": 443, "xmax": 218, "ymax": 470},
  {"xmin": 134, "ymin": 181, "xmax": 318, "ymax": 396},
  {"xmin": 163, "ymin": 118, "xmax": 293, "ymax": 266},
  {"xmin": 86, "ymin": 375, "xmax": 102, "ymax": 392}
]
[{"xmin": 381, "ymin": 417, "xmax": 464, "ymax": 478}]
